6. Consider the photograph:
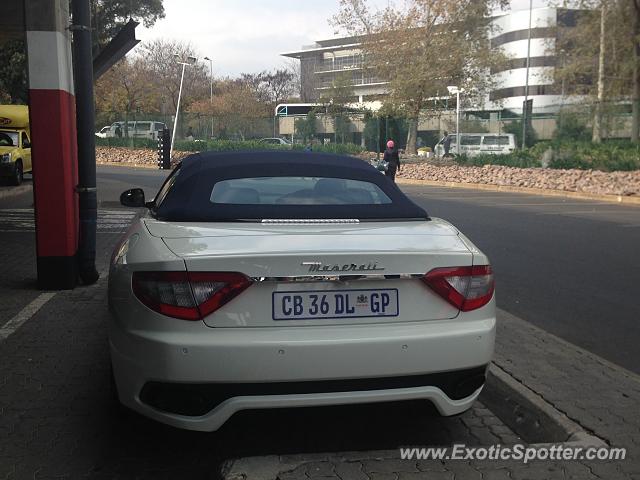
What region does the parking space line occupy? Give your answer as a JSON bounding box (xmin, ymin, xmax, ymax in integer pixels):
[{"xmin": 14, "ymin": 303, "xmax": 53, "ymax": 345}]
[{"xmin": 0, "ymin": 292, "xmax": 57, "ymax": 341}]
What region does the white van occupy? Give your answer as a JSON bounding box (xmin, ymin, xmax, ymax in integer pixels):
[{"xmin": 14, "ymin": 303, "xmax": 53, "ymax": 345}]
[
  {"xmin": 435, "ymin": 133, "xmax": 516, "ymax": 157},
  {"xmin": 106, "ymin": 121, "xmax": 167, "ymax": 140}
]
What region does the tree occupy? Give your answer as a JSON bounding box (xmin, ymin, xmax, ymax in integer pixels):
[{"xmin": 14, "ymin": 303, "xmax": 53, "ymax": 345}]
[
  {"xmin": 554, "ymin": 110, "xmax": 590, "ymax": 142},
  {"xmin": 91, "ymin": 0, "xmax": 165, "ymax": 53},
  {"xmin": 240, "ymin": 73, "xmax": 271, "ymax": 104},
  {"xmin": 284, "ymin": 59, "xmax": 302, "ymax": 100},
  {"xmin": 295, "ymin": 111, "xmax": 318, "ymax": 142},
  {"xmin": 632, "ymin": 0, "xmax": 640, "ymax": 142},
  {"xmin": 333, "ymin": 0, "xmax": 508, "ymax": 153},
  {"xmin": 629, "ymin": 0, "xmax": 640, "ymax": 143},
  {"xmin": 262, "ymin": 70, "xmax": 296, "ymax": 107},
  {"xmin": 362, "ymin": 111, "xmax": 380, "ymax": 151},
  {"xmin": 0, "ymin": 1, "xmax": 165, "ymax": 103},
  {"xmin": 94, "ymin": 57, "xmax": 158, "ymax": 133},
  {"xmin": 0, "ymin": 39, "xmax": 28, "ymax": 104},
  {"xmin": 189, "ymin": 79, "xmax": 268, "ymax": 140},
  {"xmin": 140, "ymin": 39, "xmax": 209, "ymax": 114},
  {"xmin": 318, "ymin": 72, "xmax": 357, "ymax": 143},
  {"xmin": 555, "ymin": 0, "xmax": 638, "ymax": 142},
  {"xmin": 504, "ymin": 119, "xmax": 538, "ymax": 148},
  {"xmin": 240, "ymin": 69, "xmax": 296, "ymax": 107}
]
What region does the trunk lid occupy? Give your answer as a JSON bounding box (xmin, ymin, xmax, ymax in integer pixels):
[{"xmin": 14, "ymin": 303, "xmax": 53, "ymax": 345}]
[{"xmin": 145, "ymin": 218, "xmax": 474, "ymax": 327}]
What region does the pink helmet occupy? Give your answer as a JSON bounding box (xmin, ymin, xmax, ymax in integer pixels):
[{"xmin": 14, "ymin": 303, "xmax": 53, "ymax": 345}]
[{"xmin": 387, "ymin": 140, "xmax": 395, "ymax": 149}]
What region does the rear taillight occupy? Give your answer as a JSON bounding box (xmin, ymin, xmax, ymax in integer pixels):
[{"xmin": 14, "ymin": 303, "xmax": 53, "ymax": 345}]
[
  {"xmin": 132, "ymin": 271, "xmax": 252, "ymax": 320},
  {"xmin": 422, "ymin": 265, "xmax": 494, "ymax": 312}
]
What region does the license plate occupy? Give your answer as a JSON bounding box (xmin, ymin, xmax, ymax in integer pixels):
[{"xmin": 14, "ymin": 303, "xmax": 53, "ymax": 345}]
[{"xmin": 272, "ymin": 288, "xmax": 399, "ymax": 320}]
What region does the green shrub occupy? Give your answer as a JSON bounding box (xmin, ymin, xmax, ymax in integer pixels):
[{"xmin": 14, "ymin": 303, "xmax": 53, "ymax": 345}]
[
  {"xmin": 452, "ymin": 140, "xmax": 640, "ymax": 172},
  {"xmin": 103, "ymin": 138, "xmax": 366, "ymax": 156},
  {"xmin": 172, "ymin": 139, "xmax": 281, "ymax": 152},
  {"xmin": 310, "ymin": 143, "xmax": 364, "ymax": 155},
  {"xmin": 545, "ymin": 141, "xmax": 640, "ymax": 171},
  {"xmin": 503, "ymin": 119, "xmax": 538, "ymax": 148},
  {"xmin": 95, "ymin": 137, "xmax": 157, "ymax": 149},
  {"xmin": 454, "ymin": 150, "xmax": 541, "ymax": 168},
  {"xmin": 554, "ymin": 113, "xmax": 591, "ymax": 142}
]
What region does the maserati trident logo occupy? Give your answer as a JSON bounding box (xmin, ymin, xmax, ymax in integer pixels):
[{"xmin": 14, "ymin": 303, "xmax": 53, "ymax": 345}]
[{"xmin": 301, "ymin": 261, "xmax": 385, "ymax": 273}]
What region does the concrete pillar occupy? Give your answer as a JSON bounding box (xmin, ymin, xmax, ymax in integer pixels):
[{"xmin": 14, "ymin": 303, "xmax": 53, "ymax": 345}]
[{"xmin": 25, "ymin": 0, "xmax": 79, "ymax": 289}]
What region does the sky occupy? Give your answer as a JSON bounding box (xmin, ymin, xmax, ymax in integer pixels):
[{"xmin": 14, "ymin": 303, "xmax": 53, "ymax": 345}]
[
  {"xmin": 135, "ymin": 0, "xmax": 562, "ymax": 77},
  {"xmin": 135, "ymin": 0, "xmax": 364, "ymax": 77}
]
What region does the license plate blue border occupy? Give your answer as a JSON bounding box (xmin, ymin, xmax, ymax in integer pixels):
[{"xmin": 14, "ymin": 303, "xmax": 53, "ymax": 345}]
[{"xmin": 272, "ymin": 288, "xmax": 399, "ymax": 321}]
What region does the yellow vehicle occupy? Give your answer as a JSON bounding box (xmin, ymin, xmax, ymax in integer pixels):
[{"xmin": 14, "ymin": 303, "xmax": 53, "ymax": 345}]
[{"xmin": 0, "ymin": 105, "xmax": 32, "ymax": 186}]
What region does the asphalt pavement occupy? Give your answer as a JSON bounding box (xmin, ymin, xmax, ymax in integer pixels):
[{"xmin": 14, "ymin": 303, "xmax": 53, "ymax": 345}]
[
  {"xmin": 2, "ymin": 165, "xmax": 639, "ymax": 479},
  {"xmin": 2, "ymin": 165, "xmax": 640, "ymax": 375},
  {"xmin": 403, "ymin": 185, "xmax": 640, "ymax": 375}
]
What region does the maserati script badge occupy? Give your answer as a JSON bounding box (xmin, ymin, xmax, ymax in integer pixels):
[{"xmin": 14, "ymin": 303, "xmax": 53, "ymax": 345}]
[{"xmin": 301, "ymin": 261, "xmax": 385, "ymax": 273}]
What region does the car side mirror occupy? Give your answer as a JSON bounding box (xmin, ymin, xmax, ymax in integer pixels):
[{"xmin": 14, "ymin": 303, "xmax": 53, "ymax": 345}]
[{"xmin": 120, "ymin": 188, "xmax": 146, "ymax": 207}]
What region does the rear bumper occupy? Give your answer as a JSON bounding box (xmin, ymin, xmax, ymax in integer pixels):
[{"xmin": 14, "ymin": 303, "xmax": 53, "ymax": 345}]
[
  {"xmin": 109, "ymin": 301, "xmax": 495, "ymax": 431},
  {"xmin": 139, "ymin": 365, "xmax": 488, "ymax": 415}
]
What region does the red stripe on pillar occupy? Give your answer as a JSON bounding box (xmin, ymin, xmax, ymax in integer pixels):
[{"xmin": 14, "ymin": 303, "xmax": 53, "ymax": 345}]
[{"xmin": 29, "ymin": 89, "xmax": 79, "ymax": 257}]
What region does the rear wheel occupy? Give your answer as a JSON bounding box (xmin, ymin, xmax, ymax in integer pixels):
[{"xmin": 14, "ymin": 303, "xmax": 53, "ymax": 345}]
[{"xmin": 9, "ymin": 160, "xmax": 23, "ymax": 186}]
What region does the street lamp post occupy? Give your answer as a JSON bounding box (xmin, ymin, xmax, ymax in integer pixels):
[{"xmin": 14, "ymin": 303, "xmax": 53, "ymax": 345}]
[
  {"xmin": 204, "ymin": 56, "xmax": 214, "ymax": 139},
  {"xmin": 171, "ymin": 55, "xmax": 196, "ymax": 160},
  {"xmin": 447, "ymin": 86, "xmax": 464, "ymax": 156}
]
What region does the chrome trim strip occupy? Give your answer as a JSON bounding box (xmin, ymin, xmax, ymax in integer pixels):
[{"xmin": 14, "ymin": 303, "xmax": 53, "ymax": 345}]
[
  {"xmin": 261, "ymin": 219, "xmax": 360, "ymax": 224},
  {"xmin": 250, "ymin": 274, "xmax": 424, "ymax": 283}
]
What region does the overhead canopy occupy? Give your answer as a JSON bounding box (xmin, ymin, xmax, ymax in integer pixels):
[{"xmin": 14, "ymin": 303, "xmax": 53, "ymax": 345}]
[
  {"xmin": 92, "ymin": 19, "xmax": 140, "ymax": 80},
  {"xmin": 0, "ymin": 0, "xmax": 25, "ymax": 45}
]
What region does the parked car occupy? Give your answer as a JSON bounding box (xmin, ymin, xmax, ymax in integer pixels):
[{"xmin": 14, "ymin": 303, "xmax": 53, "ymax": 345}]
[
  {"xmin": 435, "ymin": 133, "xmax": 516, "ymax": 157},
  {"xmin": 95, "ymin": 126, "xmax": 110, "ymax": 138},
  {"xmin": 109, "ymin": 151, "xmax": 496, "ymax": 431},
  {"xmin": 105, "ymin": 121, "xmax": 167, "ymax": 140},
  {"xmin": 258, "ymin": 137, "xmax": 292, "ymax": 146},
  {"xmin": 0, "ymin": 105, "xmax": 32, "ymax": 186}
]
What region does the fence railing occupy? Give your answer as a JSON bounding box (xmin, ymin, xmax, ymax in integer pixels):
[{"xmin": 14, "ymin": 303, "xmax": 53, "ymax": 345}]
[{"xmin": 95, "ymin": 104, "xmax": 636, "ymax": 153}]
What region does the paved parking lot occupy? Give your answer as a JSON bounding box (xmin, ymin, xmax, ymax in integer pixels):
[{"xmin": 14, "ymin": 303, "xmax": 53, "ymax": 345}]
[
  {"xmin": 403, "ymin": 185, "xmax": 640, "ymax": 373},
  {"xmin": 0, "ymin": 198, "xmax": 523, "ymax": 479},
  {"xmin": 1, "ymin": 170, "xmax": 639, "ymax": 479}
]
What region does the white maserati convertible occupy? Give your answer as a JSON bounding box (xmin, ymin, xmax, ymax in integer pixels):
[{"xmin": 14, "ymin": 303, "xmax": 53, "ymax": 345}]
[{"xmin": 108, "ymin": 151, "xmax": 495, "ymax": 431}]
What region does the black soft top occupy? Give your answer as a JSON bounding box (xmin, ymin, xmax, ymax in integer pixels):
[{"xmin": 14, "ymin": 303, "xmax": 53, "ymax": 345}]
[{"xmin": 154, "ymin": 150, "xmax": 429, "ymax": 222}]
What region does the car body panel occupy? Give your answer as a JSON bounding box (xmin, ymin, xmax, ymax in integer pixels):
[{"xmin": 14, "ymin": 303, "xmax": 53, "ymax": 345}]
[
  {"xmin": 134, "ymin": 218, "xmax": 474, "ymax": 327},
  {"xmin": 0, "ymin": 105, "xmax": 31, "ymax": 175},
  {"xmin": 109, "ymin": 297, "xmax": 495, "ymax": 431},
  {"xmin": 108, "ymin": 154, "xmax": 496, "ymax": 431},
  {"xmin": 0, "ymin": 130, "xmax": 31, "ymax": 175},
  {"xmin": 435, "ymin": 133, "xmax": 516, "ymax": 157}
]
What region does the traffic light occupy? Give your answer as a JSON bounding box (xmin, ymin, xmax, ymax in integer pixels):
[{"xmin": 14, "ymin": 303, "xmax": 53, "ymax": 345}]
[{"xmin": 157, "ymin": 129, "xmax": 171, "ymax": 169}]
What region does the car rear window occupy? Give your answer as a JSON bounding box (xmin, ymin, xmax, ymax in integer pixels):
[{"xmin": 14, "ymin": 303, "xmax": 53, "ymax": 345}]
[
  {"xmin": 483, "ymin": 136, "xmax": 511, "ymax": 146},
  {"xmin": 461, "ymin": 136, "xmax": 481, "ymax": 145},
  {"xmin": 153, "ymin": 152, "xmax": 429, "ymax": 222},
  {"xmin": 210, "ymin": 177, "xmax": 392, "ymax": 205}
]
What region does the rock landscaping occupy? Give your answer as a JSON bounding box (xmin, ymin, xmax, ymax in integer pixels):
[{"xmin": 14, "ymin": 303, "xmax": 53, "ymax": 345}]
[{"xmin": 96, "ymin": 146, "xmax": 640, "ymax": 197}]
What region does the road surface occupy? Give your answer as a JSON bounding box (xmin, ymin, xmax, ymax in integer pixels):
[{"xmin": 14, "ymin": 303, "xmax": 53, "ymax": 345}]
[{"xmin": 3, "ymin": 165, "xmax": 640, "ymax": 373}]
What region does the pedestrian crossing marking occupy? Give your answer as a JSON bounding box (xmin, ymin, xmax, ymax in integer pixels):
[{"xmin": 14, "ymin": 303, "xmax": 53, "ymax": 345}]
[{"xmin": 0, "ymin": 209, "xmax": 137, "ymax": 233}]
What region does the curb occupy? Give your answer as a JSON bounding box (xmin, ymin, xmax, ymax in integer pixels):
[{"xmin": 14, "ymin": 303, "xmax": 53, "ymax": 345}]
[
  {"xmin": 96, "ymin": 162, "xmax": 160, "ymax": 170},
  {"xmin": 220, "ymin": 363, "xmax": 607, "ymax": 480},
  {"xmin": 0, "ymin": 183, "xmax": 32, "ymax": 200},
  {"xmin": 396, "ymin": 178, "xmax": 640, "ymax": 206},
  {"xmin": 481, "ymin": 364, "xmax": 605, "ymax": 447},
  {"xmin": 97, "ymin": 160, "xmax": 640, "ymax": 206}
]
